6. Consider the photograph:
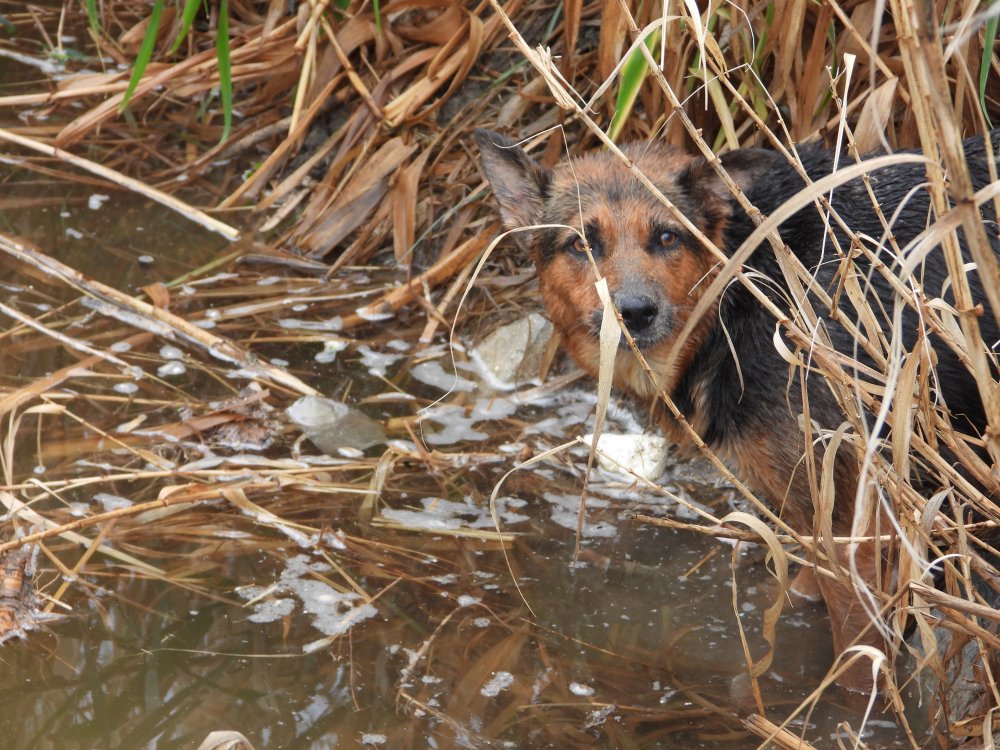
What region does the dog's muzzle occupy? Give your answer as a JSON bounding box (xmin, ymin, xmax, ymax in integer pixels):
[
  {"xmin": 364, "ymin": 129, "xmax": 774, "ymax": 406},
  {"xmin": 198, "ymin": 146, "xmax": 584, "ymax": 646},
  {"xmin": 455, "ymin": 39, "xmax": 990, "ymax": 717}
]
[{"xmin": 590, "ymin": 290, "xmax": 673, "ymax": 349}]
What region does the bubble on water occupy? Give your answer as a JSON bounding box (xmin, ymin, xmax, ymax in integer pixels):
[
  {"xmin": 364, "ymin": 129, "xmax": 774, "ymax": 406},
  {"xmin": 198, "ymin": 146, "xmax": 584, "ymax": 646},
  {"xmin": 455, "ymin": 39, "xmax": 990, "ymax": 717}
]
[
  {"xmin": 379, "ymin": 496, "xmax": 528, "ymax": 532},
  {"xmin": 159, "ymin": 344, "xmax": 184, "ymax": 360},
  {"xmin": 420, "ymin": 398, "xmax": 517, "ymax": 445},
  {"xmin": 543, "ymin": 492, "xmax": 616, "ymax": 538},
  {"xmin": 157, "ymin": 361, "xmax": 187, "ymax": 377},
  {"xmin": 569, "ymin": 682, "xmax": 595, "ymax": 697},
  {"xmin": 87, "ymin": 194, "xmax": 110, "ymax": 210},
  {"xmin": 236, "ymin": 554, "xmax": 377, "ymax": 638},
  {"xmin": 246, "ymin": 597, "xmax": 295, "ymax": 623}
]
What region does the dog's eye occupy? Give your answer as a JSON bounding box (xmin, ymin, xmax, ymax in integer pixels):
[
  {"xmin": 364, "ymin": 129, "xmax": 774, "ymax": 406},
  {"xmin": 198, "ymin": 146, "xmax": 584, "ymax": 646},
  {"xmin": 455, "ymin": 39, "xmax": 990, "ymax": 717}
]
[
  {"xmin": 570, "ymin": 236, "xmax": 587, "ymax": 254},
  {"xmin": 658, "ymin": 230, "xmax": 679, "ymax": 249}
]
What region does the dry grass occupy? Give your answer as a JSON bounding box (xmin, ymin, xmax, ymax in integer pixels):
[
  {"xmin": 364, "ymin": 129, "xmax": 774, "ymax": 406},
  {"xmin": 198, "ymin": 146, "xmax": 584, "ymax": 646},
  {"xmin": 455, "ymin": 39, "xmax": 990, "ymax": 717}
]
[{"xmin": 1, "ymin": 0, "xmax": 999, "ymax": 746}]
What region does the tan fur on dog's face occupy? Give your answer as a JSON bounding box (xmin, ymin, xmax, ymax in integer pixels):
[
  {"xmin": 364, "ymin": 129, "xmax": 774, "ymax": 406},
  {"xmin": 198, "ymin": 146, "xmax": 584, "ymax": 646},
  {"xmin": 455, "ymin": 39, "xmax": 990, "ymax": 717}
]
[{"xmin": 476, "ymin": 132, "xmax": 732, "ymax": 402}]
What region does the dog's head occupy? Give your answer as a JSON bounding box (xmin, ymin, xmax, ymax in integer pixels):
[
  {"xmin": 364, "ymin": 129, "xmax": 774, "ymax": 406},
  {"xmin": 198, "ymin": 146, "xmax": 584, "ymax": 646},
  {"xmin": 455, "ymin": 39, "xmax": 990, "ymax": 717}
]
[{"xmin": 475, "ymin": 130, "xmax": 773, "ymax": 399}]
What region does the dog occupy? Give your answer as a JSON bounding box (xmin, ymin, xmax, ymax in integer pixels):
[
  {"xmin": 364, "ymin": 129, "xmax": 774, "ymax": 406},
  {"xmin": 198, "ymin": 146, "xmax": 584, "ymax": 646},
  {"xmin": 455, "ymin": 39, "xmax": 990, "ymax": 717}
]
[{"xmin": 475, "ymin": 127, "xmax": 1000, "ymax": 691}]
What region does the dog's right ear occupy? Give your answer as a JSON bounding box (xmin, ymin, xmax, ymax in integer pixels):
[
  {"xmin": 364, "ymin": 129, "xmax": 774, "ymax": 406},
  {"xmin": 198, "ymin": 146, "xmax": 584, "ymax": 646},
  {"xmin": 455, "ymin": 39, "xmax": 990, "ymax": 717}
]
[{"xmin": 474, "ymin": 129, "xmax": 550, "ymax": 231}]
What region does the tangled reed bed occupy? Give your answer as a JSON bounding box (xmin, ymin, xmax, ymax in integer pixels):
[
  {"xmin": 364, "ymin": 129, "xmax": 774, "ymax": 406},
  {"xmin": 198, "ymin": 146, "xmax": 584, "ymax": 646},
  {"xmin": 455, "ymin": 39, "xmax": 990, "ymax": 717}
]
[{"xmin": 1, "ymin": 0, "xmax": 1000, "ymax": 746}]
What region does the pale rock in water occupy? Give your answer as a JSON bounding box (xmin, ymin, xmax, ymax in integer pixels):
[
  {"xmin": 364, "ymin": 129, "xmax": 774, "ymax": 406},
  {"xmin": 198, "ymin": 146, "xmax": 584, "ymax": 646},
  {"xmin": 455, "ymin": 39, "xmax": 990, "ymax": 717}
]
[
  {"xmin": 287, "ymin": 396, "xmax": 386, "ymax": 454},
  {"xmin": 583, "ymin": 433, "xmax": 670, "ymax": 481},
  {"xmin": 471, "ymin": 313, "xmax": 553, "ymax": 388}
]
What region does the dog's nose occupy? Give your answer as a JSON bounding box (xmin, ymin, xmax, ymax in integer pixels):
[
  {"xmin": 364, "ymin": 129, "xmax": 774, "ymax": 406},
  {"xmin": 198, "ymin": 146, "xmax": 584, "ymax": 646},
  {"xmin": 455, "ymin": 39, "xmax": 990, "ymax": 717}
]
[{"xmin": 616, "ymin": 294, "xmax": 658, "ymax": 334}]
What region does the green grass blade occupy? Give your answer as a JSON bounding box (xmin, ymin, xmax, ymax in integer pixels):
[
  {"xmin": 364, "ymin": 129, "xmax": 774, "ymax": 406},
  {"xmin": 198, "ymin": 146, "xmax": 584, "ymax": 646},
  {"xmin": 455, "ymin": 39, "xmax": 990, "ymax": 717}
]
[
  {"xmin": 373, "ymin": 0, "xmax": 382, "ymax": 35},
  {"xmin": 81, "ymin": 0, "xmax": 100, "ymax": 38},
  {"xmin": 216, "ymin": 0, "xmax": 233, "ymax": 142},
  {"xmin": 609, "ymin": 28, "xmax": 661, "ymax": 143},
  {"xmin": 979, "ymin": 1, "xmax": 998, "ymax": 128},
  {"xmin": 170, "ymin": 0, "xmax": 204, "ymax": 53},
  {"xmin": 120, "ymin": 0, "xmax": 165, "ymax": 112}
]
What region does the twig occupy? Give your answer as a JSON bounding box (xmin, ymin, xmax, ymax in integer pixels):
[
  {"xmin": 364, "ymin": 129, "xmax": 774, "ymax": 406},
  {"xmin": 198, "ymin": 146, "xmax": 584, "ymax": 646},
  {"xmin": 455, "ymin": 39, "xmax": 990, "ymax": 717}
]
[
  {"xmin": 0, "ymin": 128, "xmax": 240, "ymax": 241},
  {"xmin": 0, "ymin": 233, "xmax": 319, "ymax": 397}
]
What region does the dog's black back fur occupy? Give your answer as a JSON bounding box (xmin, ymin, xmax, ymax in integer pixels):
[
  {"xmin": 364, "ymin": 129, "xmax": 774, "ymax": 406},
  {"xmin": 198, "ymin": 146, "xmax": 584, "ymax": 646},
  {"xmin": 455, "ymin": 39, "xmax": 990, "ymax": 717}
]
[{"xmin": 679, "ymin": 132, "xmax": 1000, "ymax": 460}]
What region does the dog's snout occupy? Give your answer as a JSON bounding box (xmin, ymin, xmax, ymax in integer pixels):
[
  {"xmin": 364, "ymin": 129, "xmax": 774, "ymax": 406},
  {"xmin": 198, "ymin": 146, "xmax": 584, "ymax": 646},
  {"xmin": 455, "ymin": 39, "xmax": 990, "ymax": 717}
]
[{"xmin": 616, "ymin": 294, "xmax": 659, "ymax": 334}]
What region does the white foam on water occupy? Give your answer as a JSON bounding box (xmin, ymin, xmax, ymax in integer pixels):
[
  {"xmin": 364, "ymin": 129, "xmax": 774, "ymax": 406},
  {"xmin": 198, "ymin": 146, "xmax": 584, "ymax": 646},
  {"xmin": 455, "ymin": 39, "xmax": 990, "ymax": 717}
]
[
  {"xmin": 358, "ymin": 345, "xmax": 404, "ymax": 377},
  {"xmin": 410, "ymin": 360, "xmax": 476, "ymax": 393},
  {"xmin": 420, "ymin": 398, "xmax": 517, "ymax": 445},
  {"xmin": 481, "ymin": 671, "xmax": 514, "ymax": 697}
]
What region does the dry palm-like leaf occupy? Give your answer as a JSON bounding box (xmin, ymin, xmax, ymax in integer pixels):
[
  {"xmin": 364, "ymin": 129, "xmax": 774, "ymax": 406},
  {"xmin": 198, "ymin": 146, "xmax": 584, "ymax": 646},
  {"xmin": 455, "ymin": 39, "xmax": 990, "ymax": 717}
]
[
  {"xmin": 296, "ymin": 137, "xmax": 417, "ymax": 259},
  {"xmin": 854, "ymin": 77, "xmax": 900, "ymax": 153},
  {"xmin": 392, "ymin": 146, "xmax": 433, "ymax": 265}
]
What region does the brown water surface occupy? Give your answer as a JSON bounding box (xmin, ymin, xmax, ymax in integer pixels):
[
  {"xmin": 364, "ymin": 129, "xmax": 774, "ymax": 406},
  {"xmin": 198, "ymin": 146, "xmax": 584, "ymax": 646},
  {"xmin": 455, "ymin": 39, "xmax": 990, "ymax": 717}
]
[
  {"xmin": 0, "ymin": 200, "xmax": 927, "ymax": 750},
  {"xmin": 0, "ymin": 50, "xmax": 923, "ymax": 750}
]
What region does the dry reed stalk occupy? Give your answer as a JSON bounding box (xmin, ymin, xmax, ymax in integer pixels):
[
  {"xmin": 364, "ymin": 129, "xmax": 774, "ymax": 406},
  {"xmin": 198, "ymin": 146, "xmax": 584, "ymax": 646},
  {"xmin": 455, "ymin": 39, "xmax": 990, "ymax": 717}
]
[
  {"xmin": 0, "ymin": 128, "xmax": 240, "ymax": 240},
  {"xmin": 0, "ymin": 233, "xmax": 318, "ymax": 397},
  {"xmin": 3, "ymin": 0, "xmax": 1000, "ymax": 745},
  {"xmin": 742, "ymin": 713, "xmax": 821, "ymax": 750}
]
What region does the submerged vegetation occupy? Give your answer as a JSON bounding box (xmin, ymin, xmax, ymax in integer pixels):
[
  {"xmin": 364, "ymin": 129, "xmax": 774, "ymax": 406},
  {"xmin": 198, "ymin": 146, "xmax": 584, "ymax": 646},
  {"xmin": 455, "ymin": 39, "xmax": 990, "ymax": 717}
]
[{"xmin": 0, "ymin": 0, "xmax": 999, "ymax": 747}]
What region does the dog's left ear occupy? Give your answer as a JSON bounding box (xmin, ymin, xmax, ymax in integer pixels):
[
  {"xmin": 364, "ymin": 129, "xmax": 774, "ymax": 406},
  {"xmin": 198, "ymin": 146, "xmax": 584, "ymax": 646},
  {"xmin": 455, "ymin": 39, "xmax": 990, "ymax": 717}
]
[{"xmin": 679, "ymin": 148, "xmax": 780, "ymax": 218}]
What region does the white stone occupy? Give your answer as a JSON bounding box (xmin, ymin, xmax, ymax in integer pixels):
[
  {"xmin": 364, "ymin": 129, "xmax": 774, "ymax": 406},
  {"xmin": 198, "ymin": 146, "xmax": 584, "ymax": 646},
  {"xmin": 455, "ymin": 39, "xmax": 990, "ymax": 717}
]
[{"xmin": 583, "ymin": 433, "xmax": 670, "ymax": 481}]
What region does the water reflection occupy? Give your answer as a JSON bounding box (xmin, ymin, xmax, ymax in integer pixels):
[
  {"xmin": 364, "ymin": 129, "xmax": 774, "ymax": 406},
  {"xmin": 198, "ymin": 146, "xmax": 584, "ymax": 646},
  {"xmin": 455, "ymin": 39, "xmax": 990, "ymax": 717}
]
[{"xmin": 0, "ymin": 193, "xmax": 921, "ymax": 749}]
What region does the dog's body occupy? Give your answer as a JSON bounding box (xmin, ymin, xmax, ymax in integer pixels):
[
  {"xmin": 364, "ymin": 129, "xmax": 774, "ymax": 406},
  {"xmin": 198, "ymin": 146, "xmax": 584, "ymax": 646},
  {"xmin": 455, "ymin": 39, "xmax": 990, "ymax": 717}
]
[{"xmin": 476, "ymin": 128, "xmax": 1000, "ymax": 689}]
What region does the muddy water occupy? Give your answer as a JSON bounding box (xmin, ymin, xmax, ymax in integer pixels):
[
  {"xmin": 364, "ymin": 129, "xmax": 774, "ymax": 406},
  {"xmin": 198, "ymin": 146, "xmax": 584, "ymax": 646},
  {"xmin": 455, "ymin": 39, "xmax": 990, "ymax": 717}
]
[
  {"xmin": 0, "ymin": 196, "xmax": 929, "ymax": 750},
  {"xmin": 0, "ymin": 58, "xmax": 921, "ymax": 750}
]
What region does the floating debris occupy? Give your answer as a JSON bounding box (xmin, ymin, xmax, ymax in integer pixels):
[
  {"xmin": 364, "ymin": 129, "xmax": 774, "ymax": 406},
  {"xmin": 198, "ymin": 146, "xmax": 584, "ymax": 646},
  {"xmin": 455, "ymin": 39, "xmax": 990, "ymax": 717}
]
[
  {"xmin": 287, "ymin": 396, "xmax": 386, "ymax": 453},
  {"xmin": 480, "ymin": 671, "xmax": 514, "ymax": 697}
]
